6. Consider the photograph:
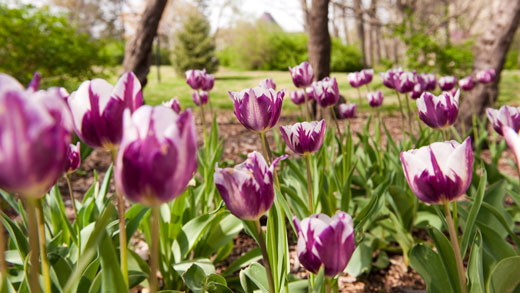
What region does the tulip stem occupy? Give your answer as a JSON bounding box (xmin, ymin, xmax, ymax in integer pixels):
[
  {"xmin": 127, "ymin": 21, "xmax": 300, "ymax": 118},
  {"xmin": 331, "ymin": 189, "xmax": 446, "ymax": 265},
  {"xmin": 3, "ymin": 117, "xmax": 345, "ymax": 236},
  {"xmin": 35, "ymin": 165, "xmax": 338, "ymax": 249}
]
[
  {"xmin": 303, "ymin": 89, "xmax": 311, "ymax": 121},
  {"xmin": 26, "ymin": 199, "xmax": 41, "ymax": 293},
  {"xmin": 150, "ymin": 206, "xmax": 160, "ymax": 293},
  {"xmin": 330, "ymin": 107, "xmax": 342, "ymax": 139},
  {"xmin": 35, "ymin": 199, "xmax": 52, "ymax": 293},
  {"xmin": 65, "ymin": 174, "xmax": 78, "ymax": 220},
  {"xmin": 394, "ymin": 90, "xmax": 406, "ymax": 135},
  {"xmin": 255, "ymin": 220, "xmax": 275, "ymax": 293},
  {"xmin": 200, "ymin": 102, "xmax": 207, "ymax": 144},
  {"xmin": 443, "ymin": 202, "xmax": 467, "ymax": 293},
  {"xmin": 404, "ymin": 93, "xmax": 414, "ymax": 136},
  {"xmin": 111, "ymin": 150, "xmax": 129, "ymax": 287},
  {"xmin": 259, "ymin": 132, "xmax": 281, "ymax": 192},
  {"xmin": 305, "ymin": 153, "xmax": 313, "ymax": 214},
  {"xmin": 356, "ymin": 88, "xmax": 363, "ymax": 107}
]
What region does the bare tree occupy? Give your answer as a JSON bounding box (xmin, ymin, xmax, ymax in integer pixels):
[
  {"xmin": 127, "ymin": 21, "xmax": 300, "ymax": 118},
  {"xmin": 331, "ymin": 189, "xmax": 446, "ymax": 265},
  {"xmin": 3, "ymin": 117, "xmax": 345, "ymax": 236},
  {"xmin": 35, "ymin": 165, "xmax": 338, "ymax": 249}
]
[
  {"xmin": 459, "ymin": 0, "xmax": 520, "ymax": 130},
  {"xmin": 301, "ymin": 0, "xmax": 310, "ymax": 33},
  {"xmin": 353, "ymin": 0, "xmax": 366, "ymax": 66},
  {"xmin": 308, "ymin": 0, "xmax": 331, "ymax": 80},
  {"xmin": 122, "ymin": 0, "xmax": 168, "ymax": 87}
]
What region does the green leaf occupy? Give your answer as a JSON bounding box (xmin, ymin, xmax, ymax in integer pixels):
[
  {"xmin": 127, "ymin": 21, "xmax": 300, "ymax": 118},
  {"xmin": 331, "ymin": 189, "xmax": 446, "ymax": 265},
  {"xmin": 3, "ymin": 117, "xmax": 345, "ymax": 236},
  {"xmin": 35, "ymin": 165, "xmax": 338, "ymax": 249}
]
[
  {"xmin": 468, "ymin": 231, "xmax": 484, "ymax": 293},
  {"xmin": 125, "ymin": 205, "xmax": 149, "ymax": 244},
  {"xmin": 239, "ymin": 263, "xmax": 269, "ymax": 293},
  {"xmin": 409, "ymin": 244, "xmax": 455, "ymax": 293},
  {"xmin": 346, "ymin": 241, "xmax": 372, "ymax": 277},
  {"xmin": 182, "ymin": 264, "xmax": 206, "ymax": 293},
  {"xmin": 128, "ymin": 270, "xmax": 147, "ymax": 288},
  {"xmin": 222, "ymin": 247, "xmax": 261, "ymax": 277},
  {"xmin": 49, "ymin": 253, "xmax": 73, "ymax": 289},
  {"xmin": 99, "ymin": 231, "xmax": 127, "ymax": 291},
  {"xmin": 428, "ymin": 227, "xmax": 461, "ymax": 293},
  {"xmin": 312, "ymin": 266, "xmax": 325, "ymax": 292},
  {"xmin": 488, "ymin": 256, "xmax": 520, "ymax": 293},
  {"xmin": 460, "ymin": 165, "xmax": 486, "ymax": 258},
  {"xmin": 0, "ymin": 211, "xmax": 28, "ymax": 260}
]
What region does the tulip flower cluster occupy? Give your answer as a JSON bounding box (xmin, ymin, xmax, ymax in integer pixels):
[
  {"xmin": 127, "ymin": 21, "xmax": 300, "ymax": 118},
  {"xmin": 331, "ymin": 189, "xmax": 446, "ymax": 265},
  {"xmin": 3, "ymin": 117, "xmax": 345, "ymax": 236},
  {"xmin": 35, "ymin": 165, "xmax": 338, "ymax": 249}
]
[
  {"xmin": 348, "ymin": 69, "xmax": 374, "ymax": 88},
  {"xmin": 186, "ymin": 69, "xmax": 214, "ymax": 106}
]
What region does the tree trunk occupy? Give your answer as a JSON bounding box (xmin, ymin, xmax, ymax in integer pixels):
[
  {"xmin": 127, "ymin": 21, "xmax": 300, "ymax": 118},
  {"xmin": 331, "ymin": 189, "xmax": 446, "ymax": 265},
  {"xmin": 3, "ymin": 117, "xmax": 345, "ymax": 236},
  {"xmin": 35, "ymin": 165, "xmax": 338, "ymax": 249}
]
[
  {"xmin": 308, "ymin": 0, "xmax": 331, "ymax": 80},
  {"xmin": 354, "ymin": 0, "xmax": 366, "ymax": 67},
  {"xmin": 122, "ymin": 0, "xmax": 168, "ymax": 87},
  {"xmin": 300, "ymin": 0, "xmax": 310, "ymax": 33},
  {"xmin": 342, "ymin": 6, "xmax": 350, "ymax": 45},
  {"xmin": 459, "ymin": 0, "xmax": 520, "ymax": 130}
]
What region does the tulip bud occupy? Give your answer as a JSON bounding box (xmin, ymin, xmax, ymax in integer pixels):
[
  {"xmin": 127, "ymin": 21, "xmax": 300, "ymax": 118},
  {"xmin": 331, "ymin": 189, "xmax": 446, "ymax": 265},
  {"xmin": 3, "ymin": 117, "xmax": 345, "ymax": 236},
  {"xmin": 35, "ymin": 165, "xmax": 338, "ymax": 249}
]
[
  {"xmin": 486, "ymin": 105, "xmax": 520, "ymax": 135},
  {"xmin": 259, "ymin": 78, "xmax": 276, "ymax": 90},
  {"xmin": 347, "ymin": 72, "xmax": 363, "ymax": 88},
  {"xmin": 417, "ymin": 90, "xmax": 459, "ymax": 129},
  {"xmin": 27, "ymin": 72, "xmax": 41, "ymax": 92},
  {"xmin": 229, "ymin": 86, "xmax": 285, "ymax": 133},
  {"xmin": 476, "ymin": 68, "xmax": 496, "ymax": 84},
  {"xmin": 504, "ymin": 127, "xmax": 520, "ymax": 172},
  {"xmin": 293, "ymin": 212, "xmax": 355, "ymax": 277},
  {"xmin": 421, "ymin": 73, "xmax": 437, "ymax": 91},
  {"xmin": 64, "ymin": 142, "xmax": 81, "ymax": 174},
  {"xmin": 458, "ymin": 76, "xmax": 475, "ymax": 91},
  {"xmin": 380, "ymin": 70, "xmax": 397, "ymax": 89},
  {"xmin": 162, "ymin": 98, "xmax": 181, "ymax": 114},
  {"xmin": 201, "ymin": 73, "xmax": 215, "ymax": 91},
  {"xmin": 192, "ymin": 91, "xmax": 209, "ymax": 106},
  {"xmin": 115, "ymin": 106, "xmax": 198, "ymax": 206},
  {"xmin": 366, "ymin": 91, "xmax": 384, "ymax": 107},
  {"xmin": 185, "ymin": 69, "xmax": 206, "ymax": 90},
  {"xmin": 290, "ymin": 90, "xmax": 306, "ymax": 105},
  {"xmin": 360, "ymin": 69, "xmax": 374, "ymax": 84},
  {"xmin": 0, "ymin": 74, "xmax": 73, "ymax": 198},
  {"xmin": 394, "ymin": 72, "xmax": 415, "ymax": 93},
  {"xmin": 438, "ymin": 76, "xmax": 456, "ymax": 91},
  {"xmin": 214, "ymin": 152, "xmax": 286, "ymax": 221},
  {"xmin": 338, "ymin": 103, "xmax": 356, "ymax": 119},
  {"xmin": 411, "ymin": 74, "xmax": 425, "ymax": 100},
  {"xmin": 289, "ymin": 62, "xmax": 314, "ymax": 88},
  {"xmin": 305, "ymin": 85, "xmax": 316, "ymax": 101},
  {"xmin": 68, "ymin": 72, "xmax": 143, "ymax": 150},
  {"xmin": 279, "ymin": 120, "xmax": 326, "ymax": 154},
  {"xmin": 400, "ymin": 137, "xmax": 473, "ymax": 204},
  {"xmin": 313, "ymin": 77, "xmax": 339, "ymax": 108}
]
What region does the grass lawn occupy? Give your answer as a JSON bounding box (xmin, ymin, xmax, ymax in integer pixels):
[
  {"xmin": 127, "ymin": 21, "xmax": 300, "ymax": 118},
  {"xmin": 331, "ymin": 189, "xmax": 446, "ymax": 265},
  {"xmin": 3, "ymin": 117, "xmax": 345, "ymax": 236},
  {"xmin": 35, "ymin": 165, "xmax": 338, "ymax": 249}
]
[{"xmin": 102, "ymin": 66, "xmax": 520, "ymax": 113}]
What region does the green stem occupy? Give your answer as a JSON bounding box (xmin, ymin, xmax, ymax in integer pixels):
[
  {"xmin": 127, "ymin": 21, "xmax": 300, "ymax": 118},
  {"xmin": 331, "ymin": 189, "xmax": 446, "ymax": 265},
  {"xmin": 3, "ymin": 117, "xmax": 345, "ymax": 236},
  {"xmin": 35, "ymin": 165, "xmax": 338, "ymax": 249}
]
[
  {"xmin": 150, "ymin": 207, "xmax": 160, "ymax": 292},
  {"xmin": 394, "ymin": 90, "xmax": 406, "ymax": 135},
  {"xmin": 404, "ymin": 93, "xmax": 413, "ymax": 136},
  {"xmin": 26, "ymin": 199, "xmax": 41, "ymax": 293},
  {"xmin": 65, "ymin": 174, "xmax": 81, "ymax": 262},
  {"xmin": 330, "ymin": 107, "xmax": 342, "ymax": 139},
  {"xmin": 305, "ymin": 153, "xmax": 313, "ymax": 214},
  {"xmin": 303, "ymin": 89, "xmax": 311, "ymax": 121},
  {"xmin": 443, "ymin": 202, "xmax": 467, "ymax": 293},
  {"xmin": 259, "ymin": 132, "xmax": 281, "ymax": 191},
  {"xmin": 255, "ymin": 220, "xmax": 275, "ymax": 293},
  {"xmin": 111, "ymin": 149, "xmax": 129, "ymax": 286},
  {"xmin": 200, "ymin": 101, "xmax": 207, "ymax": 144},
  {"xmin": 442, "ymin": 128, "xmax": 448, "ymax": 141},
  {"xmin": 35, "ymin": 199, "xmax": 52, "ymax": 293},
  {"xmin": 356, "ymin": 88, "xmax": 363, "ymax": 107}
]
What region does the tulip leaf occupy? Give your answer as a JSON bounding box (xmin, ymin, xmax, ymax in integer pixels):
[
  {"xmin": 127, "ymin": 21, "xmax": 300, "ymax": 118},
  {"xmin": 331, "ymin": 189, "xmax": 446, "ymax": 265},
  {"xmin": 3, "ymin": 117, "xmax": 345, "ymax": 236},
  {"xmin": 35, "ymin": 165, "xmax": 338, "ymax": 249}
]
[
  {"xmin": 98, "ymin": 230, "xmax": 127, "ymax": 292},
  {"xmin": 428, "ymin": 227, "xmax": 461, "ymax": 293},
  {"xmin": 222, "ymin": 247, "xmax": 261, "ymax": 277},
  {"xmin": 409, "ymin": 244, "xmax": 455, "ymax": 293},
  {"xmin": 488, "ymin": 256, "xmax": 520, "ymax": 293},
  {"xmin": 346, "ymin": 241, "xmax": 372, "ymax": 277},
  {"xmin": 477, "ymin": 223, "xmax": 516, "ymax": 282},
  {"xmin": 196, "ymin": 213, "xmax": 242, "ymax": 258},
  {"xmin": 312, "ymin": 266, "xmax": 325, "ymax": 293},
  {"xmin": 124, "ymin": 204, "xmax": 150, "ymax": 244},
  {"xmin": 49, "ymin": 252, "xmax": 73, "ymax": 290},
  {"xmin": 239, "ymin": 263, "xmax": 269, "ymax": 293},
  {"xmin": 0, "ymin": 211, "xmax": 28, "ymax": 260},
  {"xmin": 460, "ymin": 165, "xmax": 486, "ymax": 258},
  {"xmin": 128, "ymin": 270, "xmax": 147, "ymax": 288},
  {"xmin": 468, "ymin": 231, "xmax": 484, "ymax": 293}
]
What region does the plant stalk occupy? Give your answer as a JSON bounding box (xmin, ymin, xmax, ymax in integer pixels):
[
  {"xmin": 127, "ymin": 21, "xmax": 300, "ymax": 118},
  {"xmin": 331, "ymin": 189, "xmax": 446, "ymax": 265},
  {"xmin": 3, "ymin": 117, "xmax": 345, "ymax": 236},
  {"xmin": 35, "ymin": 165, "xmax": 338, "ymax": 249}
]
[
  {"xmin": 111, "ymin": 149, "xmax": 129, "ymax": 286},
  {"xmin": 35, "ymin": 199, "xmax": 52, "ymax": 293},
  {"xmin": 356, "ymin": 88, "xmax": 363, "ymax": 106},
  {"xmin": 26, "ymin": 199, "xmax": 41, "ymax": 293},
  {"xmin": 255, "ymin": 220, "xmax": 275, "ymax": 293},
  {"xmin": 200, "ymin": 101, "xmax": 207, "ymax": 144},
  {"xmin": 65, "ymin": 174, "xmax": 78, "ymax": 219},
  {"xmin": 404, "ymin": 93, "xmax": 413, "ymax": 136},
  {"xmin": 394, "ymin": 90, "xmax": 406, "ymax": 134},
  {"xmin": 150, "ymin": 206, "xmax": 160, "ymax": 292},
  {"xmin": 305, "ymin": 153, "xmax": 313, "ymax": 214},
  {"xmin": 303, "ymin": 89, "xmax": 311, "ymax": 121},
  {"xmin": 259, "ymin": 132, "xmax": 281, "ymax": 191},
  {"xmin": 443, "ymin": 202, "xmax": 467, "ymax": 293},
  {"xmin": 330, "ymin": 107, "xmax": 342, "ymax": 139}
]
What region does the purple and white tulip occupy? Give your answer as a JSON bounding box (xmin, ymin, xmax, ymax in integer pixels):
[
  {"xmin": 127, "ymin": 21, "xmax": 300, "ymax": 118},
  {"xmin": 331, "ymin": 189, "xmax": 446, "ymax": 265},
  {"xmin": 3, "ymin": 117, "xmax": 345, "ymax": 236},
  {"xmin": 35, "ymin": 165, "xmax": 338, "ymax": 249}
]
[
  {"xmin": 486, "ymin": 105, "xmax": 520, "ymax": 136},
  {"xmin": 290, "ymin": 90, "xmax": 306, "ymax": 105},
  {"xmin": 347, "ymin": 72, "xmax": 363, "ymax": 88},
  {"xmin": 360, "ymin": 69, "xmax": 374, "ymax": 84},
  {"xmin": 68, "ymin": 72, "xmax": 143, "ymax": 150},
  {"xmin": 201, "ymin": 73, "xmax": 215, "ymax": 91},
  {"xmin": 289, "ymin": 62, "xmax": 314, "ymax": 88},
  {"xmin": 214, "ymin": 151, "xmax": 286, "ymax": 221},
  {"xmin": 422, "ymin": 73, "xmax": 437, "ymax": 91},
  {"xmin": 162, "ymin": 98, "xmax": 181, "ymax": 114},
  {"xmin": 259, "ymin": 78, "xmax": 276, "ymax": 90},
  {"xmin": 504, "ymin": 127, "xmax": 520, "ymax": 172},
  {"xmin": 293, "ymin": 212, "xmax": 355, "ymax": 276},
  {"xmin": 476, "ymin": 68, "xmax": 496, "ymax": 84},
  {"xmin": 417, "ymin": 90, "xmax": 459, "ymax": 129},
  {"xmin": 400, "ymin": 137, "xmax": 473, "ymax": 204},
  {"xmin": 229, "ymin": 86, "xmax": 285, "ymax": 133},
  {"xmin": 411, "ymin": 74, "xmax": 425, "ymax": 100},
  {"xmin": 313, "ymin": 77, "xmax": 339, "ymax": 108},
  {"xmin": 115, "ymin": 106, "xmax": 197, "ymax": 206},
  {"xmin": 438, "ymin": 76, "xmax": 456, "ymax": 91},
  {"xmin": 394, "ymin": 72, "xmax": 415, "ymax": 93},
  {"xmin": 0, "ymin": 74, "xmax": 73, "ymax": 198},
  {"xmin": 185, "ymin": 69, "xmax": 206, "ymax": 90},
  {"xmin": 366, "ymin": 91, "xmax": 384, "ymax": 107},
  {"xmin": 64, "ymin": 142, "xmax": 81, "ymax": 174},
  {"xmin": 192, "ymin": 91, "xmax": 209, "ymax": 106},
  {"xmin": 458, "ymin": 76, "xmax": 475, "ymax": 91},
  {"xmin": 279, "ymin": 120, "xmax": 326, "ymax": 154},
  {"xmin": 338, "ymin": 103, "xmax": 357, "ymax": 119},
  {"xmin": 380, "ymin": 70, "xmax": 398, "ymax": 89},
  {"xmin": 27, "ymin": 72, "xmax": 41, "ymax": 92}
]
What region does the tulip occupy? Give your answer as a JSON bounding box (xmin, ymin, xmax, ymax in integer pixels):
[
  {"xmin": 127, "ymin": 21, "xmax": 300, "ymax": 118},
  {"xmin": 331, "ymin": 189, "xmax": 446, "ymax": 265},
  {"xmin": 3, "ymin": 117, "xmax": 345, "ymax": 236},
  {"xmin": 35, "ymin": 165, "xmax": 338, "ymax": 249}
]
[
  {"xmin": 438, "ymin": 76, "xmax": 456, "ymax": 91},
  {"xmin": 347, "ymin": 72, "xmax": 364, "ymax": 88},
  {"xmin": 313, "ymin": 77, "xmax": 339, "ymax": 108},
  {"xmin": 229, "ymin": 86, "xmax": 285, "ymax": 133},
  {"xmin": 338, "ymin": 103, "xmax": 357, "ymax": 119},
  {"xmin": 192, "ymin": 91, "xmax": 209, "ymax": 106},
  {"xmin": 422, "ymin": 73, "xmax": 437, "ymax": 91},
  {"xmin": 214, "ymin": 151, "xmax": 286, "ymax": 220},
  {"xmin": 0, "ymin": 74, "xmax": 73, "ymax": 198},
  {"xmin": 201, "ymin": 72, "xmax": 215, "ymax": 91},
  {"xmin": 27, "ymin": 72, "xmax": 41, "ymax": 92},
  {"xmin": 459, "ymin": 76, "xmax": 475, "ymax": 91},
  {"xmin": 162, "ymin": 97, "xmax": 181, "ymax": 114},
  {"xmin": 289, "ymin": 61, "xmax": 314, "ymax": 88},
  {"xmin": 259, "ymin": 78, "xmax": 276, "ymax": 90},
  {"xmin": 400, "ymin": 137, "xmax": 473, "ymax": 204},
  {"xmin": 290, "ymin": 90, "xmax": 306, "ymax": 105},
  {"xmin": 394, "ymin": 71, "xmax": 415, "ymax": 93},
  {"xmin": 504, "ymin": 127, "xmax": 520, "ymax": 173},
  {"xmin": 411, "ymin": 74, "xmax": 425, "ymax": 100},
  {"xmin": 360, "ymin": 69, "xmax": 374, "ymax": 84},
  {"xmin": 68, "ymin": 72, "xmax": 143, "ymax": 150},
  {"xmin": 366, "ymin": 91, "xmax": 384, "ymax": 107},
  {"xmin": 305, "ymin": 85, "xmax": 316, "ymax": 101},
  {"xmin": 185, "ymin": 69, "xmax": 206, "ymax": 90},
  {"xmin": 476, "ymin": 68, "xmax": 496, "ymax": 84},
  {"xmin": 293, "ymin": 212, "xmax": 355, "ymax": 276},
  {"xmin": 115, "ymin": 106, "xmax": 197, "ymax": 206},
  {"xmin": 380, "ymin": 69, "xmax": 401, "ymax": 89},
  {"xmin": 417, "ymin": 90, "xmax": 459, "ymax": 129},
  {"xmin": 64, "ymin": 142, "xmax": 81, "ymax": 174},
  {"xmin": 279, "ymin": 120, "xmax": 326, "ymax": 155},
  {"xmin": 486, "ymin": 105, "xmax": 520, "ymax": 135}
]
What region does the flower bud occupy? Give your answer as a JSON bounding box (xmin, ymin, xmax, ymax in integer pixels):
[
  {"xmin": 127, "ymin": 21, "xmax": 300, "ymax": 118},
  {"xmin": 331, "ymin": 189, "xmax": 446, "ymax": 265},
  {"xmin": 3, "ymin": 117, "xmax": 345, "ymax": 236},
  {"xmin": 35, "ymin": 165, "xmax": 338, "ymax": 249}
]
[
  {"xmin": 486, "ymin": 105, "xmax": 520, "ymax": 135},
  {"xmin": 64, "ymin": 142, "xmax": 81, "ymax": 174},
  {"xmin": 504, "ymin": 127, "xmax": 520, "ymax": 173},
  {"xmin": 259, "ymin": 78, "xmax": 276, "ymax": 90},
  {"xmin": 417, "ymin": 90, "xmax": 459, "ymax": 129},
  {"xmin": 438, "ymin": 76, "xmax": 456, "ymax": 91},
  {"xmin": 289, "ymin": 62, "xmax": 314, "ymax": 88},
  {"xmin": 192, "ymin": 91, "xmax": 209, "ymax": 106},
  {"xmin": 347, "ymin": 72, "xmax": 363, "ymax": 88},
  {"xmin": 476, "ymin": 68, "xmax": 496, "ymax": 84},
  {"xmin": 162, "ymin": 97, "xmax": 181, "ymax": 114},
  {"xmin": 313, "ymin": 77, "xmax": 339, "ymax": 108},
  {"xmin": 338, "ymin": 103, "xmax": 356, "ymax": 119},
  {"xmin": 366, "ymin": 91, "xmax": 384, "ymax": 107},
  {"xmin": 290, "ymin": 90, "xmax": 306, "ymax": 105},
  {"xmin": 458, "ymin": 76, "xmax": 475, "ymax": 91},
  {"xmin": 279, "ymin": 120, "xmax": 326, "ymax": 154}
]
